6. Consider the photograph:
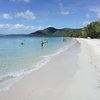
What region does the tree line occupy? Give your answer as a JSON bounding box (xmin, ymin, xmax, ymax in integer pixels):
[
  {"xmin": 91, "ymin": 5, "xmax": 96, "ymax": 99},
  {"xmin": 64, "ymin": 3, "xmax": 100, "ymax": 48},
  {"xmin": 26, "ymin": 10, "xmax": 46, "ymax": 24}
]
[{"xmin": 80, "ymin": 21, "xmax": 100, "ymax": 38}]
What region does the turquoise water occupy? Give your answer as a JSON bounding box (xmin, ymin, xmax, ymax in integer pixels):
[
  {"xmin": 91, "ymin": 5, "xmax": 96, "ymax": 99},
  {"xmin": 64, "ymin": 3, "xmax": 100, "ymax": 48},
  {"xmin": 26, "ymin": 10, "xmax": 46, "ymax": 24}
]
[{"xmin": 0, "ymin": 37, "xmax": 76, "ymax": 91}]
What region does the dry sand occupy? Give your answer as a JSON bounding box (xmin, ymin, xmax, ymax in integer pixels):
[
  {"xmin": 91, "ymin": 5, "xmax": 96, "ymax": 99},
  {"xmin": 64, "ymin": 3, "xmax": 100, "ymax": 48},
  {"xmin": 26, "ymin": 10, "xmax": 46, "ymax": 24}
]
[{"xmin": 0, "ymin": 38, "xmax": 100, "ymax": 100}]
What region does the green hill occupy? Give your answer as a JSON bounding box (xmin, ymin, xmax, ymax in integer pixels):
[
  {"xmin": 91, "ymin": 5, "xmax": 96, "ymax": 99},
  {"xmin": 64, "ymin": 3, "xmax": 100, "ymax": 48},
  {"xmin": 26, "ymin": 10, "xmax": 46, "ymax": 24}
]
[
  {"xmin": 29, "ymin": 27, "xmax": 81, "ymax": 37},
  {"xmin": 3, "ymin": 21, "xmax": 100, "ymax": 38}
]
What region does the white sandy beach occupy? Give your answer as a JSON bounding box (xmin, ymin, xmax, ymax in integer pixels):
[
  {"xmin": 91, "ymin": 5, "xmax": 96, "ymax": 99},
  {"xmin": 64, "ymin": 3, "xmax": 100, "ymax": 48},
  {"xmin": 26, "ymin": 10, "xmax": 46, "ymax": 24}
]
[{"xmin": 0, "ymin": 38, "xmax": 100, "ymax": 100}]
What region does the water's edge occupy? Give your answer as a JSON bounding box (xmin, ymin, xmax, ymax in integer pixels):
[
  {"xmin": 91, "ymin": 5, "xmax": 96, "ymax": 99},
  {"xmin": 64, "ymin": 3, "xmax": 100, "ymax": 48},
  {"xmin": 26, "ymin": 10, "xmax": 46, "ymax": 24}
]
[{"xmin": 0, "ymin": 38, "xmax": 77, "ymax": 91}]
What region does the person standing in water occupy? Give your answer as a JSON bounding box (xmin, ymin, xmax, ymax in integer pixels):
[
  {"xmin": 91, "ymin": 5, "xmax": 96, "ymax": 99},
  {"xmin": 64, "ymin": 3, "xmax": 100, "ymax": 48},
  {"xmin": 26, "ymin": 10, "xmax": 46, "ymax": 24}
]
[
  {"xmin": 41, "ymin": 40, "xmax": 48, "ymax": 48},
  {"xmin": 41, "ymin": 41, "xmax": 44, "ymax": 47}
]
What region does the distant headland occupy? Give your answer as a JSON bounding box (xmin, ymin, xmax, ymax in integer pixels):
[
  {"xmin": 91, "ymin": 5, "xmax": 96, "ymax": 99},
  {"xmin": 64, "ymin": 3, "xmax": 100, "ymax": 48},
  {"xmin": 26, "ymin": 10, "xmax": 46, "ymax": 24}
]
[{"xmin": 1, "ymin": 21, "xmax": 100, "ymax": 38}]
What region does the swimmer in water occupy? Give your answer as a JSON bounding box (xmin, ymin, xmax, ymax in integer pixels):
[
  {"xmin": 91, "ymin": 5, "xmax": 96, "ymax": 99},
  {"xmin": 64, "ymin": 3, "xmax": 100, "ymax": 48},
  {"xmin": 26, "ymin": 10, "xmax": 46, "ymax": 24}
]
[{"xmin": 21, "ymin": 42, "xmax": 24, "ymax": 45}]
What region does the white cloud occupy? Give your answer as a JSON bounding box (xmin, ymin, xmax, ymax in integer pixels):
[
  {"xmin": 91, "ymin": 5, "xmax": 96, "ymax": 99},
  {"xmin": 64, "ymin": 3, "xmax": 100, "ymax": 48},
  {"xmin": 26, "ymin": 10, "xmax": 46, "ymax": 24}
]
[
  {"xmin": 59, "ymin": 3, "xmax": 70, "ymax": 16},
  {"xmin": 0, "ymin": 13, "xmax": 13, "ymax": 19},
  {"xmin": 15, "ymin": 10, "xmax": 36, "ymax": 20},
  {"xmin": 0, "ymin": 24, "xmax": 42, "ymax": 30},
  {"xmin": 0, "ymin": 24, "xmax": 44, "ymax": 34},
  {"xmin": 83, "ymin": 20, "xmax": 90, "ymax": 26},
  {"xmin": 22, "ymin": 0, "xmax": 30, "ymax": 3},
  {"xmin": 0, "ymin": 10, "xmax": 36, "ymax": 20},
  {"xmin": 61, "ymin": 10, "xmax": 69, "ymax": 15},
  {"xmin": 90, "ymin": 7, "xmax": 100, "ymax": 13},
  {"xmin": 89, "ymin": 7, "xmax": 100, "ymax": 18},
  {"xmin": 10, "ymin": 0, "xmax": 31, "ymax": 3},
  {"xmin": 0, "ymin": 24, "xmax": 32, "ymax": 30},
  {"xmin": 86, "ymin": 14, "xmax": 90, "ymax": 19}
]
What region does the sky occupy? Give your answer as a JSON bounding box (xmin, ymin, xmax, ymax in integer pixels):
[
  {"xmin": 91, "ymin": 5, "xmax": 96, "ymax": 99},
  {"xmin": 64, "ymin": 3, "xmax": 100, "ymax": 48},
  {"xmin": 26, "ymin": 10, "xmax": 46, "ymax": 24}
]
[{"xmin": 0, "ymin": 0, "xmax": 100, "ymax": 34}]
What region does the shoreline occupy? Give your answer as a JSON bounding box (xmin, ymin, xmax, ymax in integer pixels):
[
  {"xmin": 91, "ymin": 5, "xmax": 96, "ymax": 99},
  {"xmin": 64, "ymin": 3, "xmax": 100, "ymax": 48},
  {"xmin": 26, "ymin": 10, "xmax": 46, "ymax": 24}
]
[
  {"xmin": 0, "ymin": 39, "xmax": 80, "ymax": 100},
  {"xmin": 0, "ymin": 38, "xmax": 100, "ymax": 100},
  {"xmin": 0, "ymin": 38, "xmax": 77, "ymax": 92}
]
